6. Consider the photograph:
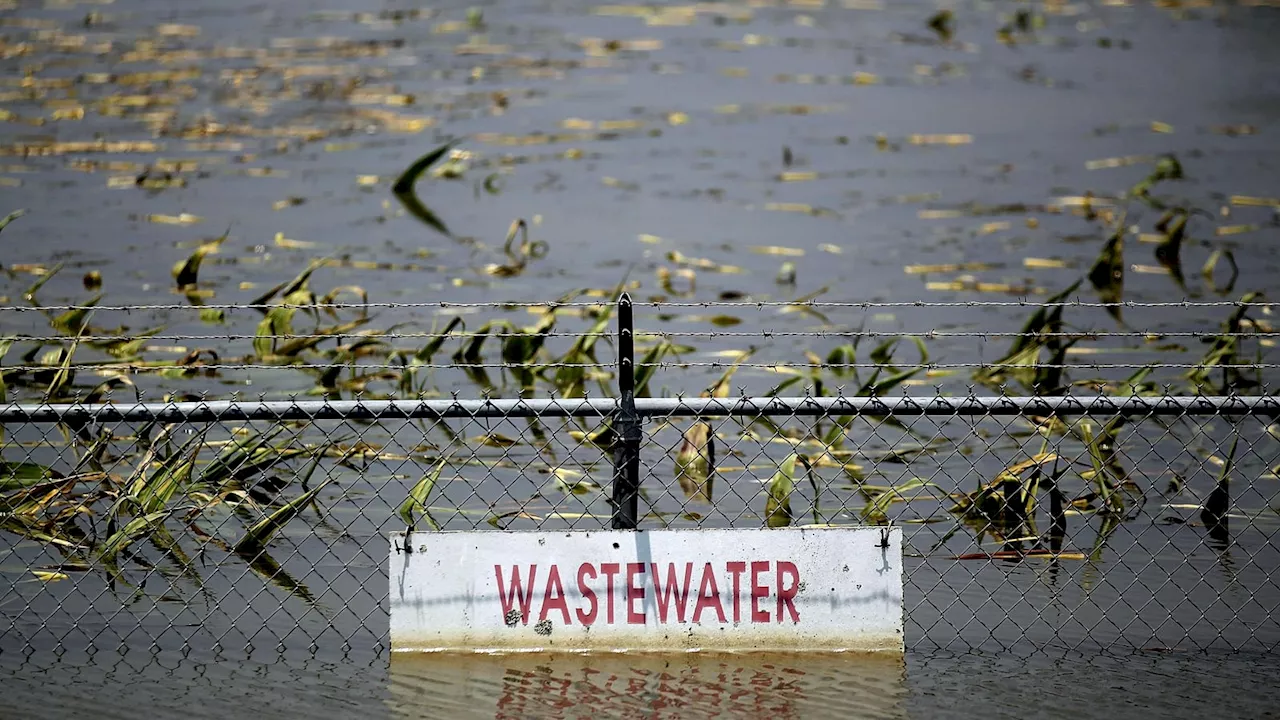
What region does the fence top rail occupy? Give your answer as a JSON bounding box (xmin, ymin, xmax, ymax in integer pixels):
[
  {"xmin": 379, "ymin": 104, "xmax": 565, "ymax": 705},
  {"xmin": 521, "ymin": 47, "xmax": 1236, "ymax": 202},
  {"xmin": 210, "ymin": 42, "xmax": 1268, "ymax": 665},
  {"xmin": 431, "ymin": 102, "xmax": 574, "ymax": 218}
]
[{"xmin": 0, "ymin": 394, "xmax": 1275, "ymax": 423}]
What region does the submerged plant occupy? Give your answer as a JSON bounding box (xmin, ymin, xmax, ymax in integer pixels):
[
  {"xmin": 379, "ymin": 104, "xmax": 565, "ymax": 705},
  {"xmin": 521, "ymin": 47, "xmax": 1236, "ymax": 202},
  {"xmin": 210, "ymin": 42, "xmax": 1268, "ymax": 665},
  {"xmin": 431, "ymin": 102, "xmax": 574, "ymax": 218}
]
[
  {"xmin": 1088, "ymin": 221, "xmax": 1125, "ymax": 324},
  {"xmin": 974, "ymin": 280, "xmax": 1082, "ymax": 393},
  {"xmin": 393, "ymin": 139, "xmax": 460, "ymax": 236},
  {"xmin": 1187, "ymin": 291, "xmax": 1266, "ymax": 393},
  {"xmin": 674, "ymin": 421, "xmax": 713, "ymax": 505},
  {"xmin": 0, "ymin": 423, "xmax": 352, "ymax": 604}
]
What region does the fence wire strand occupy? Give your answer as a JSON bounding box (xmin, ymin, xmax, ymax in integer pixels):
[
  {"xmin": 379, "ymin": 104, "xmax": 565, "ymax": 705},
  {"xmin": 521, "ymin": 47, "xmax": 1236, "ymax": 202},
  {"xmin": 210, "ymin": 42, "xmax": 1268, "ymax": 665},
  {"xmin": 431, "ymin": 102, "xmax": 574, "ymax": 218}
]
[{"xmin": 0, "ymin": 298, "xmax": 1272, "ymax": 313}]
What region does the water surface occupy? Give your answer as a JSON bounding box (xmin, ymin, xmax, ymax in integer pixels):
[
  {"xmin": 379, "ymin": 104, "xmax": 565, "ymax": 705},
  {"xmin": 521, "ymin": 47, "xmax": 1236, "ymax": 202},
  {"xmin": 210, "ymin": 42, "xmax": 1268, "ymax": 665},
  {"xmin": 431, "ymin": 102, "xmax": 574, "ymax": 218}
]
[{"xmin": 2, "ymin": 0, "xmax": 1280, "ymax": 715}]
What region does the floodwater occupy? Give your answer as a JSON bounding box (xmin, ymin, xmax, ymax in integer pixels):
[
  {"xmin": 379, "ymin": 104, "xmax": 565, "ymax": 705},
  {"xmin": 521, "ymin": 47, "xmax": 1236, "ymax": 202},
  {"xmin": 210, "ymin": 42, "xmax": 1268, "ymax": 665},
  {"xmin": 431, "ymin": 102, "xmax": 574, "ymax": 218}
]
[
  {"xmin": 3, "ymin": 0, "xmax": 1280, "ymax": 716},
  {"xmin": 6, "ymin": 647, "xmax": 1280, "ymax": 718}
]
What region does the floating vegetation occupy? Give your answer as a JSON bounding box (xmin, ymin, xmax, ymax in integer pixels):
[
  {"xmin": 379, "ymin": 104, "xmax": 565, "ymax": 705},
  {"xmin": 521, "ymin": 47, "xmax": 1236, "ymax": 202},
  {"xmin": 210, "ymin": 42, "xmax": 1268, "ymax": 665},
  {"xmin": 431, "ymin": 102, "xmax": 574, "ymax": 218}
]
[
  {"xmin": 764, "ymin": 453, "xmax": 798, "ymax": 527},
  {"xmin": 0, "ymin": 209, "xmax": 25, "ymax": 234},
  {"xmin": 0, "ymin": 0, "xmax": 1275, "ymax": 620},
  {"xmin": 974, "ymin": 280, "xmax": 1081, "ymax": 393},
  {"xmin": 172, "ymin": 230, "xmax": 227, "ymax": 289},
  {"xmin": 1088, "ymin": 219, "xmax": 1125, "ymax": 323},
  {"xmin": 1130, "ymin": 154, "xmax": 1184, "ymax": 209},
  {"xmin": 0, "ymin": 423, "xmax": 347, "ymax": 603},
  {"xmin": 674, "ymin": 421, "xmax": 713, "ymax": 504},
  {"xmin": 926, "ymin": 9, "xmax": 955, "ymax": 42},
  {"xmin": 482, "ymin": 219, "xmax": 548, "ymax": 278},
  {"xmin": 1187, "ymin": 291, "xmax": 1266, "ymax": 393},
  {"xmin": 1200, "ymin": 431, "xmax": 1237, "ymax": 544},
  {"xmin": 392, "ymin": 140, "xmax": 460, "ymax": 236}
]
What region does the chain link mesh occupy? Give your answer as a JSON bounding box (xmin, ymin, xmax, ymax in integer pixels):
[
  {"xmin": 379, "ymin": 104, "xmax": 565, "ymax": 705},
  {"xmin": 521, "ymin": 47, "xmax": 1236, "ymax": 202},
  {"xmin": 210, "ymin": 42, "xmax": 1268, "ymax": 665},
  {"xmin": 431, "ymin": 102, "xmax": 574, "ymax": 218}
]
[
  {"xmin": 1, "ymin": 295, "xmax": 1277, "ymax": 659},
  {"xmin": 2, "ymin": 393, "xmax": 1277, "ymax": 657}
]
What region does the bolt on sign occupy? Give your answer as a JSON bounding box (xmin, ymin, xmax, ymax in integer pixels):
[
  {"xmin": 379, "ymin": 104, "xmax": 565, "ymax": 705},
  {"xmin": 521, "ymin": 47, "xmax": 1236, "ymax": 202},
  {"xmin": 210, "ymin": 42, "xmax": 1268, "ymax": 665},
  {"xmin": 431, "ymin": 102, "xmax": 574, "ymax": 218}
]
[{"xmin": 390, "ymin": 527, "xmax": 903, "ymax": 653}]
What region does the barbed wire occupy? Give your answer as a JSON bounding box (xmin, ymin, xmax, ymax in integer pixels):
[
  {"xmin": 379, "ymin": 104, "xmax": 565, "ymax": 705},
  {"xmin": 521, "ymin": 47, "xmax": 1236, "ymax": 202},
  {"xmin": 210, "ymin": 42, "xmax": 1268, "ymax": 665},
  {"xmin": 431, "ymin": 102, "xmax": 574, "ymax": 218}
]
[
  {"xmin": 2, "ymin": 361, "xmax": 1275, "ymax": 373},
  {"xmin": 0, "ymin": 329, "xmax": 1273, "ymax": 343},
  {"xmin": 1, "ymin": 394, "xmax": 1276, "ymax": 422},
  {"xmin": 0, "ymin": 299, "xmax": 1270, "ymax": 313},
  {"xmin": 634, "ymin": 361, "xmax": 1280, "ymax": 370},
  {"xmin": 0, "ymin": 301, "xmax": 611, "ymax": 313},
  {"xmin": 0, "ymin": 362, "xmax": 611, "ymax": 372},
  {"xmin": 633, "ymin": 300, "xmax": 1273, "ymax": 309}
]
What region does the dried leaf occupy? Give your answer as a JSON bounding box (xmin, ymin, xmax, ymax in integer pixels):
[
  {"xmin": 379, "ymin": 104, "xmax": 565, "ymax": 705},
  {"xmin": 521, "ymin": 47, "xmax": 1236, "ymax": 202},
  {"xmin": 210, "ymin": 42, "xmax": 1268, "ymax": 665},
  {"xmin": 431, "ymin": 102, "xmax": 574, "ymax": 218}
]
[{"xmin": 675, "ymin": 422, "xmax": 713, "ymax": 503}]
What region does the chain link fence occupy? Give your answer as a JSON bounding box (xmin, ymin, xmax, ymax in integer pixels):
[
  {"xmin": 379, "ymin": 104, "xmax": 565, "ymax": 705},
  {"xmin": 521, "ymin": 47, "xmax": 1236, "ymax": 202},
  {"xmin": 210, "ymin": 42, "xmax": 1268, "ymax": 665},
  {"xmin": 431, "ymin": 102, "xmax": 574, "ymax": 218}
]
[{"xmin": 2, "ymin": 295, "xmax": 1278, "ymax": 658}]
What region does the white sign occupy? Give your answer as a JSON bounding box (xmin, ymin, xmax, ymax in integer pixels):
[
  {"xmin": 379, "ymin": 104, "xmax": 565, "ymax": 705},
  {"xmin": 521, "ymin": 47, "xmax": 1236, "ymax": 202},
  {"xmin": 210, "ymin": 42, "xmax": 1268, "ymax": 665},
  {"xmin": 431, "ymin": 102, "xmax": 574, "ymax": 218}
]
[{"xmin": 390, "ymin": 527, "xmax": 903, "ymax": 653}]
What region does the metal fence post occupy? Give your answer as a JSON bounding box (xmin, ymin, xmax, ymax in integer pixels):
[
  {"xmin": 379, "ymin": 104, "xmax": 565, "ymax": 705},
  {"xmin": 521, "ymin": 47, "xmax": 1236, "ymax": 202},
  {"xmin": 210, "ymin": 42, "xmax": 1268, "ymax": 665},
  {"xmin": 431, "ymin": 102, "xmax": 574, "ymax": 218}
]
[{"xmin": 610, "ymin": 293, "xmax": 641, "ymax": 529}]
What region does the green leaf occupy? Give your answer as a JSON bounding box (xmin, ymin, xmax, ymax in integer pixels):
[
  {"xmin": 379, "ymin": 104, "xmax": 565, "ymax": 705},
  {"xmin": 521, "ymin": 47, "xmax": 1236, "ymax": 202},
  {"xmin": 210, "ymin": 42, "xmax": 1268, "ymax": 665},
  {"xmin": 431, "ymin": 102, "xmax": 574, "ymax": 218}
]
[
  {"xmin": 98, "ymin": 510, "xmax": 171, "ymax": 561},
  {"xmin": 975, "ymin": 279, "xmax": 1082, "ymax": 388},
  {"xmin": 0, "ymin": 460, "xmax": 62, "ymax": 491},
  {"xmin": 826, "ymin": 343, "xmax": 855, "ymax": 378},
  {"xmin": 393, "ymin": 140, "xmax": 460, "ymax": 195},
  {"xmin": 392, "ymin": 140, "xmax": 460, "ymax": 237},
  {"xmin": 1201, "ymin": 431, "xmax": 1238, "ymax": 531},
  {"xmin": 128, "ymin": 430, "xmax": 206, "ymax": 514},
  {"xmin": 0, "ymin": 209, "xmax": 25, "ymax": 234},
  {"xmin": 634, "ymin": 339, "xmax": 673, "ymax": 398},
  {"xmin": 51, "ymin": 294, "xmax": 101, "ymax": 335},
  {"xmin": 87, "ymin": 326, "xmax": 163, "ymax": 360},
  {"xmin": 861, "ymin": 478, "xmax": 944, "ymax": 524},
  {"xmin": 764, "ymin": 453, "xmax": 798, "ymax": 528},
  {"xmin": 453, "ymin": 321, "xmax": 504, "ymax": 364},
  {"xmin": 1080, "ymin": 421, "xmax": 1121, "ymax": 513},
  {"xmin": 45, "ymin": 320, "xmax": 89, "ymax": 401},
  {"xmin": 552, "ymin": 469, "xmax": 603, "ymax": 497},
  {"xmin": 1201, "ymin": 249, "xmax": 1239, "ymax": 295},
  {"xmin": 23, "ymin": 262, "xmax": 62, "ymax": 305},
  {"xmin": 414, "ymin": 316, "xmax": 465, "ymax": 364},
  {"xmin": 239, "ymin": 545, "xmax": 318, "ymax": 606},
  {"xmin": 398, "ymin": 458, "xmax": 447, "ymax": 531},
  {"xmin": 1089, "ymin": 225, "xmax": 1125, "ymax": 323},
  {"xmin": 0, "ymin": 337, "xmax": 13, "ymax": 408},
  {"xmin": 172, "ymin": 230, "xmax": 227, "ymax": 288},
  {"xmin": 249, "ymin": 257, "xmax": 328, "ymax": 307},
  {"xmin": 554, "ymin": 295, "xmax": 615, "ymax": 398},
  {"xmin": 272, "ymin": 316, "xmax": 370, "ymax": 358},
  {"xmin": 199, "ymin": 426, "xmax": 288, "ymax": 488},
  {"xmin": 855, "ymin": 335, "xmax": 929, "ymax": 397},
  {"xmin": 253, "ymin": 306, "xmax": 296, "ymax": 358},
  {"xmin": 233, "ymin": 461, "xmax": 330, "ymax": 554},
  {"xmin": 704, "ymin": 348, "xmax": 754, "ymax": 399},
  {"xmin": 927, "ymin": 9, "xmax": 954, "ymax": 40},
  {"xmin": 1011, "ymin": 279, "xmax": 1081, "ymax": 358},
  {"xmin": 1154, "ymin": 209, "xmax": 1188, "ymax": 289}
]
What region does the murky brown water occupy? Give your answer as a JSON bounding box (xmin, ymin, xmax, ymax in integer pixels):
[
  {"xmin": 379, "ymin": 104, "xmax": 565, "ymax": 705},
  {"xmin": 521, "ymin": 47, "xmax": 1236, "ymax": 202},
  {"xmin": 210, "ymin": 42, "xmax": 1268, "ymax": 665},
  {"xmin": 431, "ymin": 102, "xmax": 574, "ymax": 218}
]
[
  {"xmin": 5, "ymin": 647, "xmax": 1280, "ymax": 718},
  {"xmin": 3, "ymin": 0, "xmax": 1280, "ymax": 715},
  {"xmin": 389, "ymin": 652, "xmax": 908, "ymax": 718}
]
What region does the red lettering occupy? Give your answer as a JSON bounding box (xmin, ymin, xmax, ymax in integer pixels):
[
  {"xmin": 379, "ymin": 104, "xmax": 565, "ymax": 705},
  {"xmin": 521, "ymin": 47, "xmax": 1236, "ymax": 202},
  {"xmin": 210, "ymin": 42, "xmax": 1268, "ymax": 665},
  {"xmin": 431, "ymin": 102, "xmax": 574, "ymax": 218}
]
[
  {"xmin": 540, "ymin": 564, "xmax": 570, "ymax": 625},
  {"xmin": 692, "ymin": 562, "xmax": 726, "ymax": 623},
  {"xmin": 600, "ymin": 563, "xmax": 620, "ymax": 624},
  {"xmin": 650, "ymin": 562, "xmax": 693, "ymax": 623},
  {"xmin": 495, "ymin": 564, "xmax": 537, "ymax": 625},
  {"xmin": 626, "ymin": 562, "xmax": 646, "ymax": 624},
  {"xmin": 726, "ymin": 561, "xmax": 746, "ymax": 623},
  {"xmin": 777, "ymin": 561, "xmax": 800, "ymax": 623},
  {"xmin": 576, "ymin": 563, "xmax": 598, "ymax": 626},
  {"xmin": 750, "ymin": 561, "xmax": 770, "ymax": 623}
]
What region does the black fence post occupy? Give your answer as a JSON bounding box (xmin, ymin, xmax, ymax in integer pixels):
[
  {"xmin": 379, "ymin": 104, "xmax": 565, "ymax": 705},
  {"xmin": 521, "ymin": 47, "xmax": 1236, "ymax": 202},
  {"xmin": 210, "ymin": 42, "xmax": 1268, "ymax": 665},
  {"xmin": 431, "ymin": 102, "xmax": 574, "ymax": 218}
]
[{"xmin": 610, "ymin": 293, "xmax": 641, "ymax": 530}]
